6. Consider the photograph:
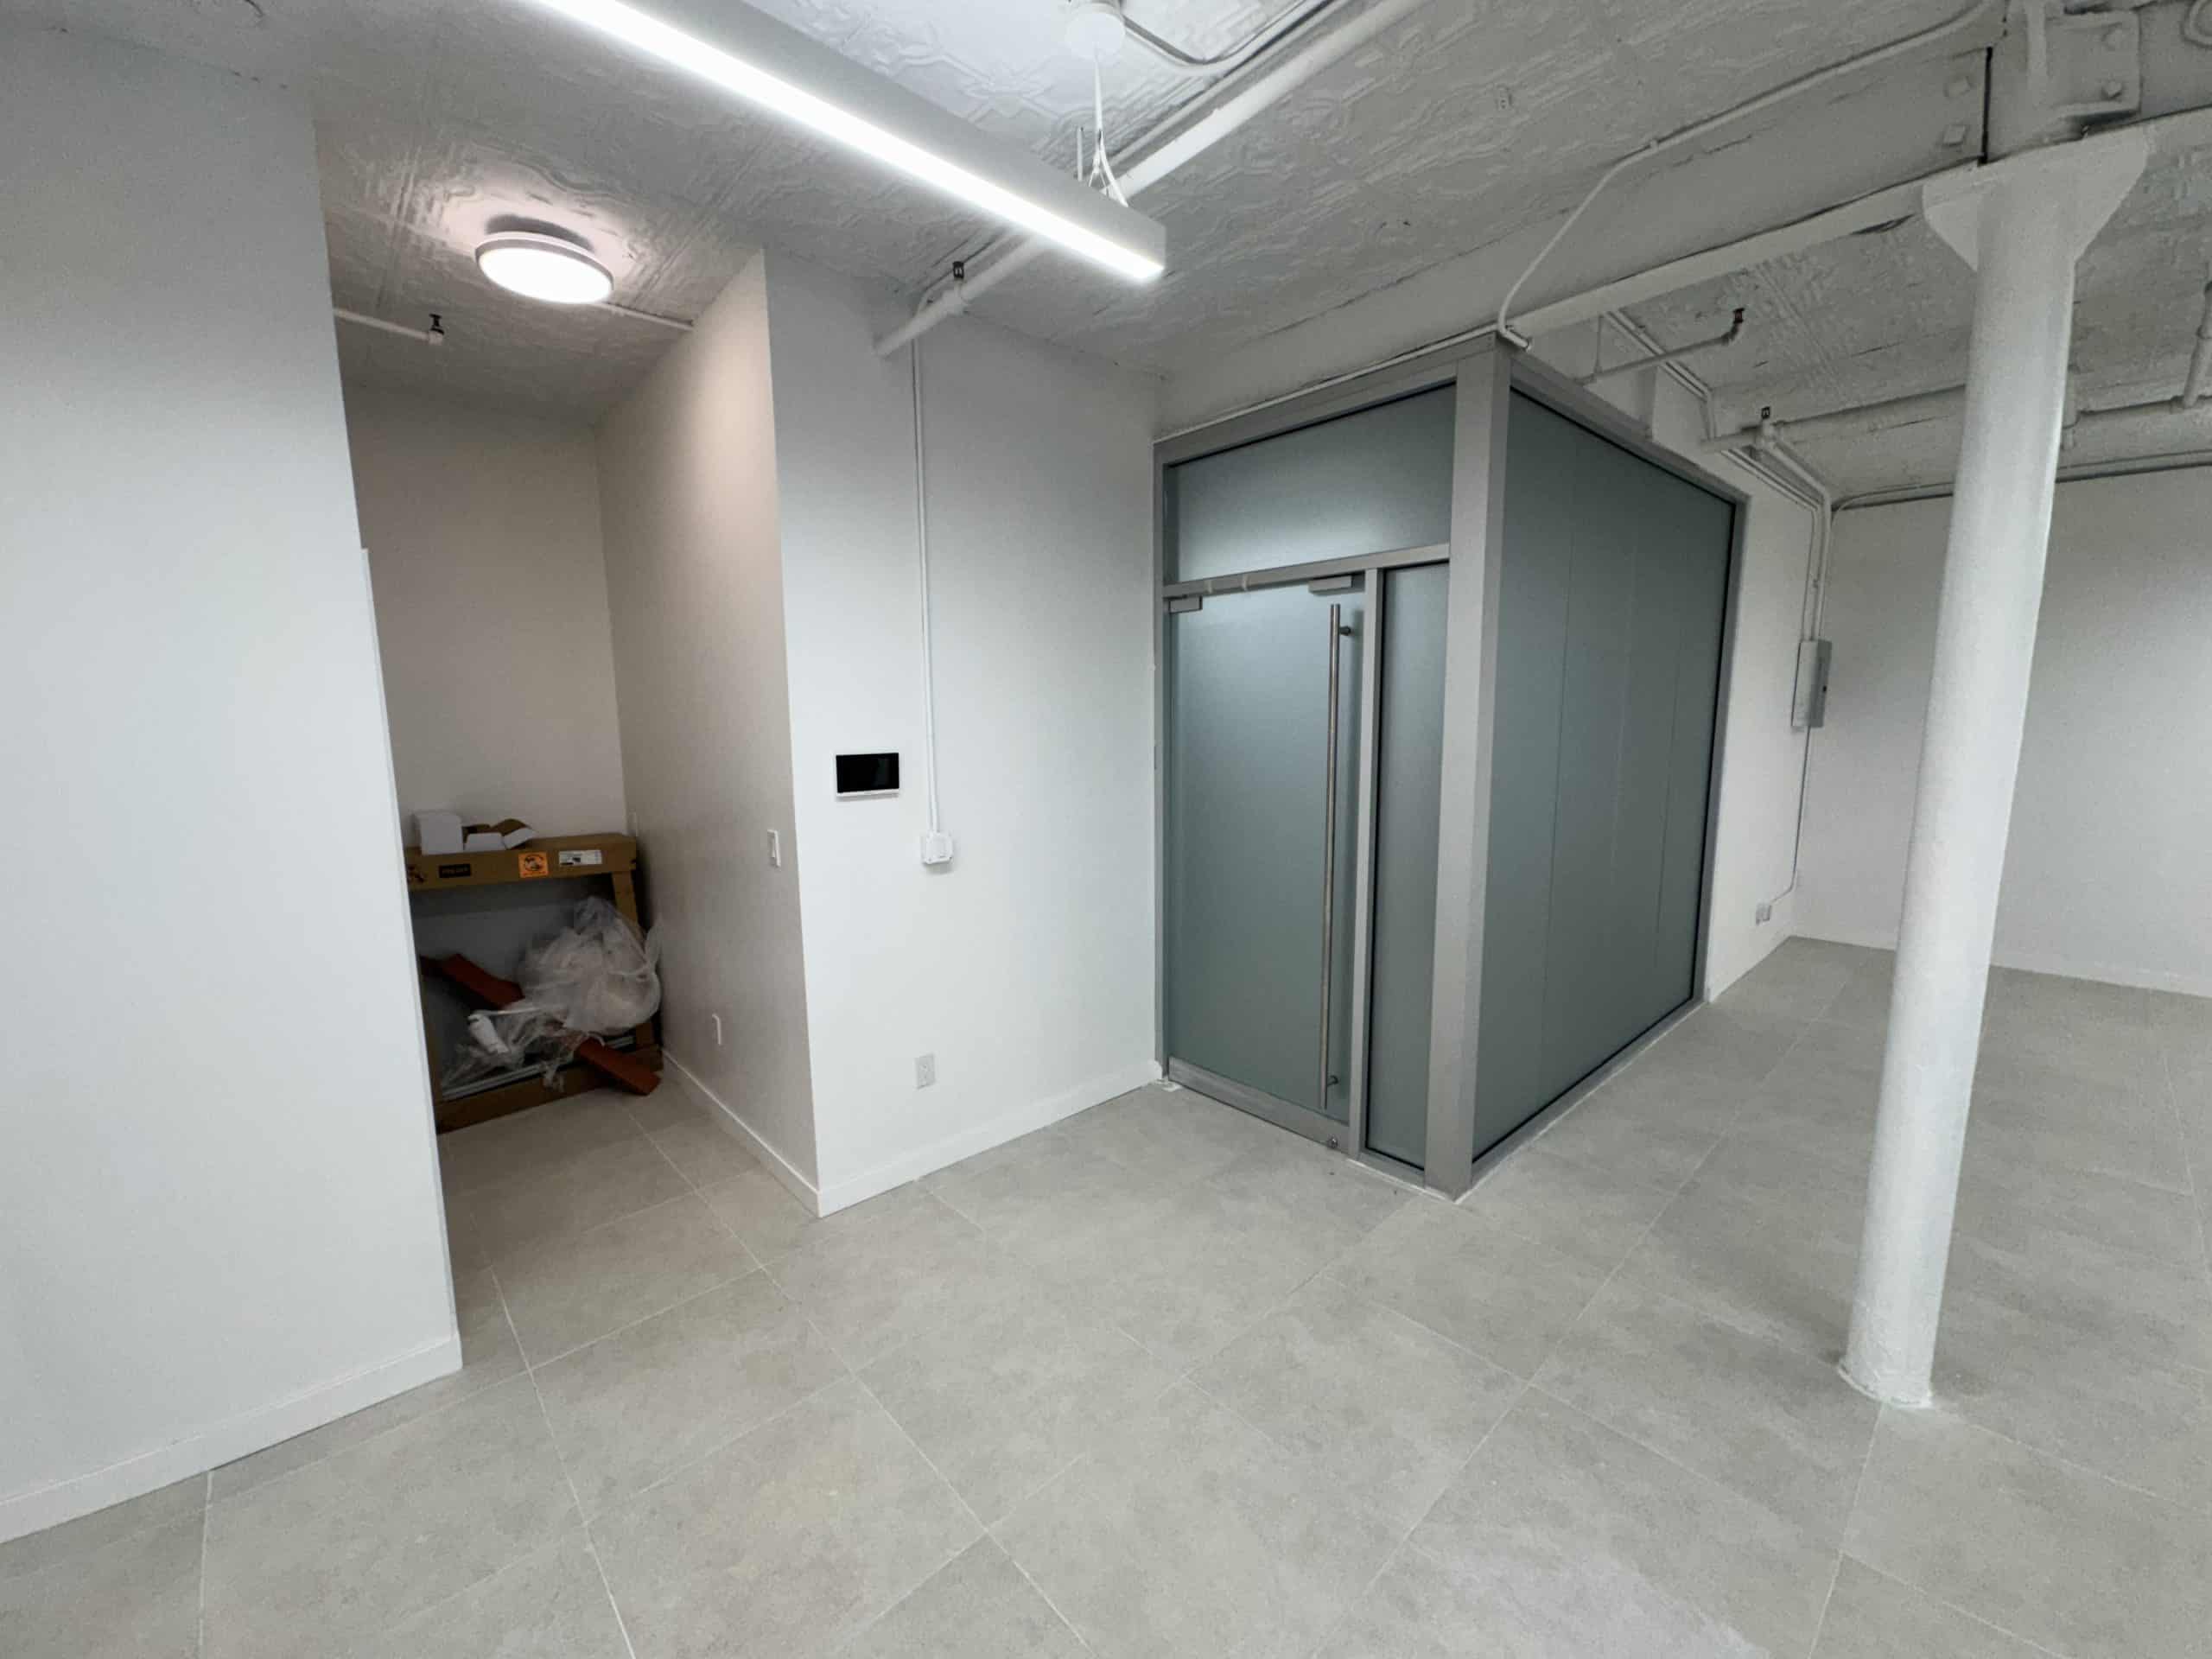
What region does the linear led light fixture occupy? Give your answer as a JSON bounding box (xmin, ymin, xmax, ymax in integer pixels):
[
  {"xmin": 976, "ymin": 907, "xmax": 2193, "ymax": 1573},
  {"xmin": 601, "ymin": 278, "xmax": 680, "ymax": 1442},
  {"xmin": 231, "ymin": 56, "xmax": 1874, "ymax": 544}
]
[{"xmin": 518, "ymin": 0, "xmax": 1167, "ymax": 282}]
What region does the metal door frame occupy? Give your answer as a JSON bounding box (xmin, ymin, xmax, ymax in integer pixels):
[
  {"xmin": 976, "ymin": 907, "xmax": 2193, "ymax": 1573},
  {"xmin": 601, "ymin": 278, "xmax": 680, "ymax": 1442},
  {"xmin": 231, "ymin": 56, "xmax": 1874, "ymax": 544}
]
[{"xmin": 1153, "ymin": 340, "xmax": 1751, "ymax": 1198}]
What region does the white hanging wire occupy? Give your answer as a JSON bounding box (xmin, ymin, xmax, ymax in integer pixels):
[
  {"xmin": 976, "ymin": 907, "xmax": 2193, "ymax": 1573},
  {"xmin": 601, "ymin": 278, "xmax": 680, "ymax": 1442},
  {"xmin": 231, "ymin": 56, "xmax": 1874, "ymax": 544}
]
[{"xmin": 1086, "ymin": 63, "xmax": 1129, "ymax": 206}]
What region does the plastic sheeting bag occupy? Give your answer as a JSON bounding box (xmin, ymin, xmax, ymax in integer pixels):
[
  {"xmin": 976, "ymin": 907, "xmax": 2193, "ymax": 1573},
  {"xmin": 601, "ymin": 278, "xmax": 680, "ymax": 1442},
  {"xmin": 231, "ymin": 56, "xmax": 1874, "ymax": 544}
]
[
  {"xmin": 518, "ymin": 895, "xmax": 661, "ymax": 1035},
  {"xmin": 442, "ymin": 897, "xmax": 661, "ymax": 1090}
]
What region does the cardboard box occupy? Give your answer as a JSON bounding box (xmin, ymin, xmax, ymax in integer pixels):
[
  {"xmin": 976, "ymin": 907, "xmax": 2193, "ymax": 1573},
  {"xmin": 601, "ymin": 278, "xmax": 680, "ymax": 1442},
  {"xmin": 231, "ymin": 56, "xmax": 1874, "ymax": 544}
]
[
  {"xmin": 415, "ymin": 810, "xmax": 464, "ymax": 855},
  {"xmin": 461, "ymin": 817, "xmax": 536, "ymax": 850}
]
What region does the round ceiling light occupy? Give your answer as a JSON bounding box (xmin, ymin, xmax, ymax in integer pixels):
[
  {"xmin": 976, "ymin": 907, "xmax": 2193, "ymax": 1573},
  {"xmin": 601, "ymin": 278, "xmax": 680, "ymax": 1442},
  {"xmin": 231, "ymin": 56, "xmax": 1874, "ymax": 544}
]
[{"xmin": 474, "ymin": 232, "xmax": 613, "ymax": 305}]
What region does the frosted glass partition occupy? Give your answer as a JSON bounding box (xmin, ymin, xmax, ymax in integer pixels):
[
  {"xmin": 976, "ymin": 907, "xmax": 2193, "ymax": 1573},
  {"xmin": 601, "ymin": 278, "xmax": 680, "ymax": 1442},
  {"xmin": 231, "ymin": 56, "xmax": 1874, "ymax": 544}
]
[
  {"xmin": 1164, "ymin": 386, "xmax": 1455, "ymax": 582},
  {"xmin": 1473, "ymin": 395, "xmax": 1732, "ymax": 1160}
]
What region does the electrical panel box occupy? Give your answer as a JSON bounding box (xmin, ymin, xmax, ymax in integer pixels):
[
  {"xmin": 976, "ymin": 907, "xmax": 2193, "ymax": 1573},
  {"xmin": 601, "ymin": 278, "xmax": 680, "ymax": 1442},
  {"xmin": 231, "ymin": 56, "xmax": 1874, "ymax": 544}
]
[{"xmin": 1791, "ymin": 638, "xmax": 1833, "ymax": 731}]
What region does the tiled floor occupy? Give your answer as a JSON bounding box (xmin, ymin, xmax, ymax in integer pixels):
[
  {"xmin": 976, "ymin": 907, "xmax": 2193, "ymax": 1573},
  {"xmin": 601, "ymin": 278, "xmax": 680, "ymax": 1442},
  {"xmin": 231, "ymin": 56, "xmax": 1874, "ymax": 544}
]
[{"xmin": 11, "ymin": 938, "xmax": 2212, "ymax": 1657}]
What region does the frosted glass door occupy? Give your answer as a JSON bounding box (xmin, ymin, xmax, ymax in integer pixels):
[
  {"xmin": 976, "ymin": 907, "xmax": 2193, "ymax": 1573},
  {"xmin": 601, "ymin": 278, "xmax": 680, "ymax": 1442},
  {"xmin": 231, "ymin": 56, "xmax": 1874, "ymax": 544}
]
[{"xmin": 1165, "ymin": 583, "xmax": 1363, "ymax": 1126}]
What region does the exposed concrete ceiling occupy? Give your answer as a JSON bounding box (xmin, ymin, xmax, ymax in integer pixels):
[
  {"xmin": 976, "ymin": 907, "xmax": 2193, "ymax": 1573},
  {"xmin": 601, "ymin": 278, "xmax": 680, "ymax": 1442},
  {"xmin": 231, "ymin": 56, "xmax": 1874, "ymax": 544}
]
[
  {"xmin": 1605, "ymin": 121, "xmax": 2212, "ymax": 498},
  {"xmin": 12, "ymin": 0, "xmax": 2212, "ymax": 495}
]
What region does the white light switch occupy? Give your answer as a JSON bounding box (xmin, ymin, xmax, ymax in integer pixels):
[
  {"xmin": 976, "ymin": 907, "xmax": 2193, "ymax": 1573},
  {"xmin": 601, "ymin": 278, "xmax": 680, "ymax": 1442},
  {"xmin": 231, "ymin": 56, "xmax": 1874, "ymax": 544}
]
[{"xmin": 766, "ymin": 828, "xmax": 783, "ymax": 868}]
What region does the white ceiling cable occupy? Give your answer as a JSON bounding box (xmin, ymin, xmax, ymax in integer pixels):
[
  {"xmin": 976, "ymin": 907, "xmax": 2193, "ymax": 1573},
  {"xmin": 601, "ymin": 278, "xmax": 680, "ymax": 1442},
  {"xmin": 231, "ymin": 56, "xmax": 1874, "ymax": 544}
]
[{"xmin": 1083, "ymin": 63, "xmax": 1130, "ymax": 205}]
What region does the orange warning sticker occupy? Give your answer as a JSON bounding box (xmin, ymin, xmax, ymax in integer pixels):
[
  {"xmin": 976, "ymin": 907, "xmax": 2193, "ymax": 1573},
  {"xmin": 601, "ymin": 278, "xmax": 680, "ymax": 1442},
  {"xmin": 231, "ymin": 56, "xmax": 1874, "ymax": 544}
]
[{"xmin": 517, "ymin": 851, "xmax": 550, "ymax": 879}]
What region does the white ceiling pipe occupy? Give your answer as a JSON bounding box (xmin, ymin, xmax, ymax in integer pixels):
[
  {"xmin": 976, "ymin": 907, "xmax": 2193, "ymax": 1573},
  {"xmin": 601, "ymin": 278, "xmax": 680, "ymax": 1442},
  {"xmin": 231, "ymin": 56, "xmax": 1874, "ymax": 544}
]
[
  {"xmin": 1713, "ymin": 281, "xmax": 2212, "ymax": 454},
  {"xmin": 1705, "ymin": 385, "xmax": 1968, "ymax": 454},
  {"xmin": 2182, "ymin": 278, "xmax": 2212, "ymax": 404},
  {"xmin": 334, "ymin": 307, "xmax": 446, "ymax": 346},
  {"xmin": 1578, "ymin": 307, "xmax": 1745, "ymax": 385},
  {"xmin": 1123, "ymin": 0, "xmax": 1344, "ymax": 76},
  {"xmin": 874, "ymin": 0, "xmax": 1434, "ymax": 355},
  {"xmin": 1493, "ymin": 0, "xmax": 2005, "ymax": 345}
]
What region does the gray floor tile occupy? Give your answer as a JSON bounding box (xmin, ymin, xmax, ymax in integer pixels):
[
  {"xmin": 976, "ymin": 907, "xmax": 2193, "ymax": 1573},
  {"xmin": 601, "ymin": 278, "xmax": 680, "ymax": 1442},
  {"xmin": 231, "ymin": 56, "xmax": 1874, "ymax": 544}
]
[
  {"xmin": 1620, "ymin": 1183, "xmax": 1862, "ymax": 1363},
  {"xmin": 859, "ymin": 1288, "xmax": 1175, "ymax": 1526},
  {"xmin": 1932, "ymin": 1281, "xmax": 2212, "ymax": 1513},
  {"xmin": 455, "ymin": 1132, "xmax": 695, "ymax": 1260},
  {"xmin": 1947, "ymin": 1220, "xmax": 2212, "ymax": 1376},
  {"xmin": 1200, "ymin": 1135, "xmax": 1408, "ymax": 1256},
  {"xmin": 1980, "ymin": 1009, "xmax": 2166, "ymax": 1093},
  {"xmin": 1530, "ymin": 1074, "xmax": 1741, "ymax": 1192},
  {"xmin": 1822, "ymin": 961, "xmax": 1897, "ymax": 1033},
  {"xmin": 1188, "ymin": 1274, "xmax": 1521, "ymax": 1529},
  {"xmin": 1847, "ymin": 1404, "xmax": 2212, "ymax": 1659},
  {"xmin": 213, "ymin": 1266, "xmax": 523, "ymax": 1499},
  {"xmin": 439, "ymin": 1093, "xmax": 649, "ymax": 1198},
  {"xmin": 1967, "ymin": 1066, "xmax": 2190, "ymax": 1194},
  {"xmin": 926, "ymin": 1130, "xmax": 1167, "ymax": 1266},
  {"xmin": 1534, "ymin": 1279, "xmax": 1879, "ymax": 1542},
  {"xmin": 1325, "ymin": 1198, "xmax": 1610, "ymax": 1376},
  {"xmin": 1635, "ymin": 1005, "xmax": 1808, "ymax": 1088},
  {"xmin": 1985, "ymin": 965, "xmax": 2150, "ymax": 1033},
  {"xmin": 1314, "ymin": 1529, "xmax": 1769, "ymax": 1658},
  {"xmin": 835, "ymin": 1539, "xmax": 1086, "ymax": 1659},
  {"xmin": 1410, "ymin": 1389, "xmax": 1835, "ymax": 1657},
  {"xmin": 1460, "ymin": 1143, "xmax": 1689, "ymax": 1273},
  {"xmin": 1713, "ymin": 938, "xmax": 1874, "ymax": 1020},
  {"xmin": 535, "ymin": 1272, "xmax": 847, "ymax": 1516},
  {"xmin": 1954, "ymin": 1141, "xmax": 2204, "ymax": 1267},
  {"xmin": 1057, "ymin": 1084, "xmax": 1285, "ymax": 1185},
  {"xmin": 589, "ymin": 1376, "xmax": 977, "ymax": 1659},
  {"xmin": 1812, "ymin": 1557, "xmax": 2050, "ymax": 1658},
  {"xmin": 1675, "ymin": 1125, "xmax": 1870, "ymax": 1244},
  {"xmin": 765, "ymin": 1187, "xmax": 1031, "ymax": 1370},
  {"xmin": 995, "ymin": 1382, "xmax": 1402, "ymax": 1659},
  {"xmin": 1035, "ymin": 1171, "xmax": 1363, "ymax": 1372},
  {"xmin": 646, "ymin": 1116, "xmax": 760, "ymax": 1186},
  {"xmin": 620, "ymin": 1076, "xmax": 718, "ymax": 1136},
  {"xmin": 495, "ymin": 1192, "xmax": 753, "ymax": 1365},
  {"xmin": 201, "ymin": 1376, "xmax": 575, "ymax": 1659},
  {"xmin": 349, "ymin": 1534, "xmax": 632, "ymax": 1659},
  {"xmin": 0, "ymin": 1474, "xmax": 202, "ymax": 1585},
  {"xmin": 0, "ymin": 1516, "xmax": 202, "ymax": 1659},
  {"xmin": 694, "ymin": 1161, "xmax": 822, "ymax": 1260}
]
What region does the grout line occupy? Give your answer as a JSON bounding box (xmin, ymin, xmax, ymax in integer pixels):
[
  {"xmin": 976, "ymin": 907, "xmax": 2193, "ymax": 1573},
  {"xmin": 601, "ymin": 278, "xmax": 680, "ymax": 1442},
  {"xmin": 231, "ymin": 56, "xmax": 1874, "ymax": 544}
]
[
  {"xmin": 1804, "ymin": 1400, "xmax": 1886, "ymax": 1659},
  {"xmin": 1312, "ymin": 1376, "xmax": 1534, "ymax": 1659},
  {"xmin": 516, "ymin": 1256, "xmax": 763, "ymax": 1374},
  {"xmin": 1839, "ymin": 1552, "xmax": 2075, "ymax": 1659},
  {"xmin": 195, "ymin": 1471, "xmax": 210, "ymax": 1659},
  {"xmin": 582, "ymin": 1534, "xmax": 641, "ymax": 1659}
]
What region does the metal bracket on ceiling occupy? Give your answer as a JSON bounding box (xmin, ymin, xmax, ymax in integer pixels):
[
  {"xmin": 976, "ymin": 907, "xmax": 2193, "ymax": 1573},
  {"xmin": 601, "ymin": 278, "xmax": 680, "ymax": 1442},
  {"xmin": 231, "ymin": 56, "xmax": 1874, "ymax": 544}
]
[{"xmin": 1987, "ymin": 0, "xmax": 2140, "ymax": 155}]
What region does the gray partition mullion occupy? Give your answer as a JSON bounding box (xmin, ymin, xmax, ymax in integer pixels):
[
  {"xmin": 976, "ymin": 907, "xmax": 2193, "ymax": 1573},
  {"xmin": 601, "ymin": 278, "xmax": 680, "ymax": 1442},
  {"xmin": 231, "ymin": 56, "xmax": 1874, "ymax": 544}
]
[{"xmin": 1420, "ymin": 346, "xmax": 1514, "ymax": 1198}]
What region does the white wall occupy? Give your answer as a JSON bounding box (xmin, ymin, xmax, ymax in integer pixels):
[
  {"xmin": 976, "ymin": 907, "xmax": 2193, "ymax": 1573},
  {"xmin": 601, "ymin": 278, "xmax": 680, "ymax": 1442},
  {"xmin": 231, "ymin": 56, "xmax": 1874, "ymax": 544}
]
[
  {"xmin": 1529, "ymin": 324, "xmax": 1818, "ymax": 996},
  {"xmin": 0, "ymin": 24, "xmax": 454, "ymax": 1541},
  {"xmin": 1796, "ymin": 471, "xmax": 2212, "ymax": 994},
  {"xmin": 345, "ymin": 385, "xmax": 628, "ymax": 838},
  {"xmin": 764, "ymin": 255, "xmax": 1160, "ymax": 1209},
  {"xmin": 595, "ymin": 256, "xmax": 821, "ymax": 1187}
]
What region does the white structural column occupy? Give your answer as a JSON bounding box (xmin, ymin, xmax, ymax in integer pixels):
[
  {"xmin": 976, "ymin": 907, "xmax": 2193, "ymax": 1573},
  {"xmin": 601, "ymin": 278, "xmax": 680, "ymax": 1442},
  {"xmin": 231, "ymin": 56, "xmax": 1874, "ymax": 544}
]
[{"xmin": 1842, "ymin": 133, "xmax": 2146, "ymax": 1407}]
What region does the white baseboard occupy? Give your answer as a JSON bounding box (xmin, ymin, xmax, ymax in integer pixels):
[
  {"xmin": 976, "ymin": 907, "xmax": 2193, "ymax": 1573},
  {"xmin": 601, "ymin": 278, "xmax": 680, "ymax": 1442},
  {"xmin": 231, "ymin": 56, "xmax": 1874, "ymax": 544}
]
[
  {"xmin": 814, "ymin": 1058, "xmax": 1163, "ymax": 1216},
  {"xmin": 1792, "ymin": 925, "xmax": 2212, "ymax": 1001},
  {"xmin": 664, "ymin": 1053, "xmax": 823, "ymax": 1215},
  {"xmin": 0, "ymin": 1332, "xmax": 461, "ymax": 1547},
  {"xmin": 667, "ymin": 1052, "xmax": 1163, "ymax": 1220}
]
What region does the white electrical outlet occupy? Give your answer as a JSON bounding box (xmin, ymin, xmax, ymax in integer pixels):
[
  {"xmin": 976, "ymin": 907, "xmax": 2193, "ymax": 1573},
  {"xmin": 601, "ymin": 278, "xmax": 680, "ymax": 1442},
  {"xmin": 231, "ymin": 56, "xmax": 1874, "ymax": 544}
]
[
  {"xmin": 766, "ymin": 828, "xmax": 783, "ymax": 868},
  {"xmin": 914, "ymin": 1053, "xmax": 937, "ymax": 1089},
  {"xmin": 710, "ymin": 1014, "xmax": 724, "ymax": 1046},
  {"xmin": 1755, "ymin": 901, "xmax": 1775, "ymax": 925}
]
